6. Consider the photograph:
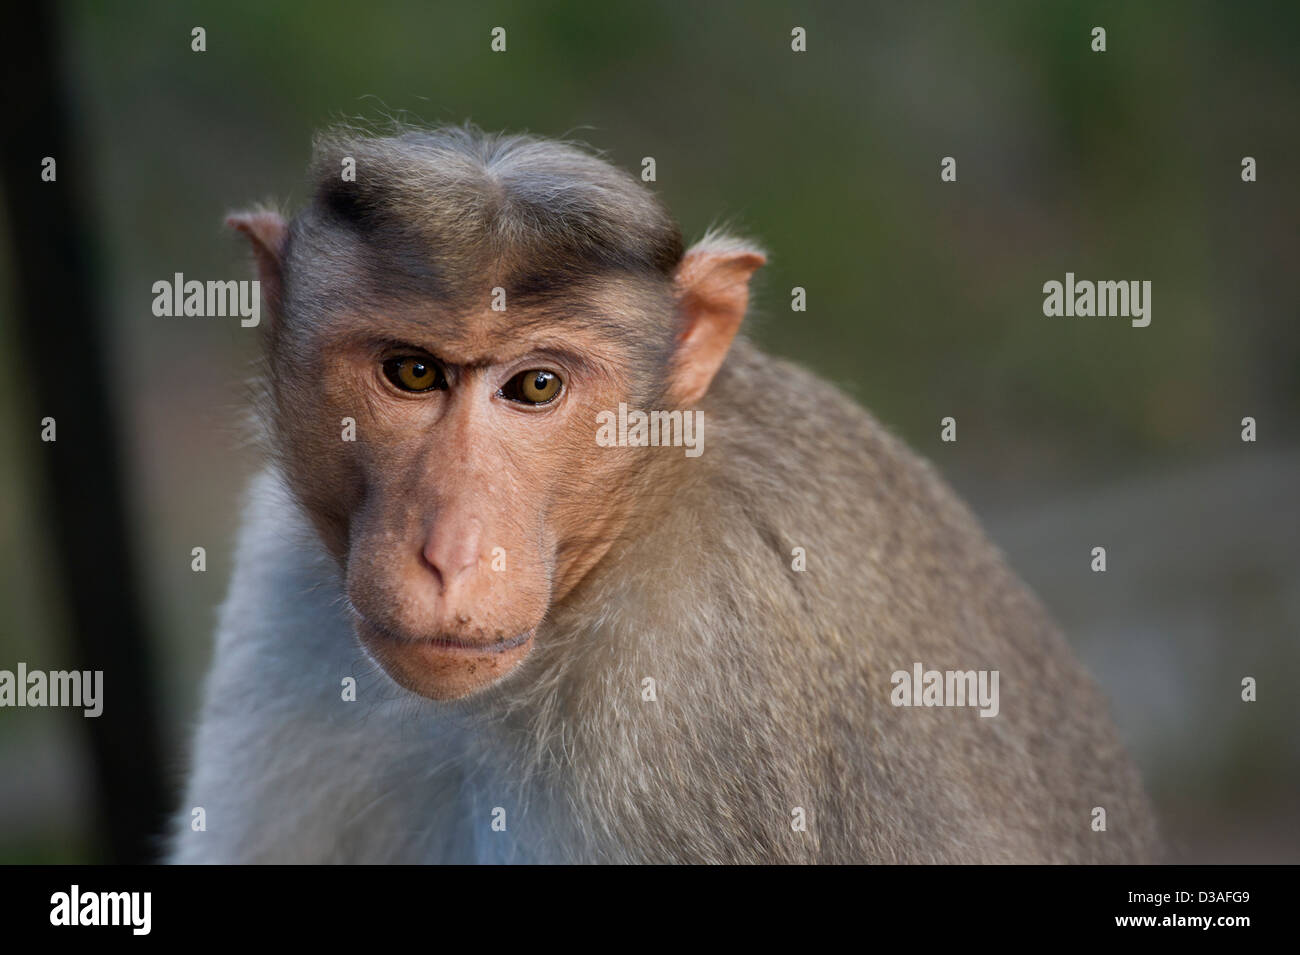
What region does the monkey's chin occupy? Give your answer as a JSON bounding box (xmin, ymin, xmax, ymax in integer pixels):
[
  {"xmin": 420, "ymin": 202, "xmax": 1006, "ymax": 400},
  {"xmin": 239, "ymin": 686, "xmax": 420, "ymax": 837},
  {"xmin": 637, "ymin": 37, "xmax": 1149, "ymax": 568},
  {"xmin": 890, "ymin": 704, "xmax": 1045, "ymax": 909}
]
[{"xmin": 356, "ymin": 622, "xmax": 536, "ymax": 702}]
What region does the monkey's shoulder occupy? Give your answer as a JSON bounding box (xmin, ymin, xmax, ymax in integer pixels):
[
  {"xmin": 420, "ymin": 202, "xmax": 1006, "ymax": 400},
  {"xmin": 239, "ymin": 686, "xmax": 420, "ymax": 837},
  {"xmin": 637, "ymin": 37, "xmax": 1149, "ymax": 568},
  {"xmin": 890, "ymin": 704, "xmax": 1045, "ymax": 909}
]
[{"xmin": 706, "ymin": 341, "xmax": 1006, "ymax": 577}]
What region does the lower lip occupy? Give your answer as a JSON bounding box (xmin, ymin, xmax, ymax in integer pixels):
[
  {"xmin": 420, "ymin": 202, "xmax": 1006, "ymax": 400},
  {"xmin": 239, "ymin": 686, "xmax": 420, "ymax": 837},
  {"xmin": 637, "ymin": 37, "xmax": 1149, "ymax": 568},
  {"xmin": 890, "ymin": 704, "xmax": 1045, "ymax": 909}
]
[
  {"xmin": 364, "ymin": 621, "xmax": 535, "ymax": 656},
  {"xmin": 356, "ymin": 620, "xmax": 536, "ymax": 700},
  {"xmin": 414, "ymin": 630, "xmax": 534, "ymax": 654}
]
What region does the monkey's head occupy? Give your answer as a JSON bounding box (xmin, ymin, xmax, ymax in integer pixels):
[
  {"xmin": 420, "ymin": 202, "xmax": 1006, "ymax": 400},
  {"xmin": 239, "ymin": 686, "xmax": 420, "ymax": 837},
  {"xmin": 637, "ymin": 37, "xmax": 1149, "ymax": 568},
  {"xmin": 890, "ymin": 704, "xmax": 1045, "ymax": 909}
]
[{"xmin": 229, "ymin": 125, "xmax": 763, "ymax": 701}]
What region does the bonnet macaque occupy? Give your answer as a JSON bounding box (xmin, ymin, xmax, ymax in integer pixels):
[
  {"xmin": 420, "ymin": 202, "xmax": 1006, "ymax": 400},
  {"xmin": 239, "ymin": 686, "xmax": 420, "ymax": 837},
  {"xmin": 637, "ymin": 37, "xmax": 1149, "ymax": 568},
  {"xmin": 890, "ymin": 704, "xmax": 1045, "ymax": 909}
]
[{"xmin": 171, "ymin": 124, "xmax": 1157, "ymax": 863}]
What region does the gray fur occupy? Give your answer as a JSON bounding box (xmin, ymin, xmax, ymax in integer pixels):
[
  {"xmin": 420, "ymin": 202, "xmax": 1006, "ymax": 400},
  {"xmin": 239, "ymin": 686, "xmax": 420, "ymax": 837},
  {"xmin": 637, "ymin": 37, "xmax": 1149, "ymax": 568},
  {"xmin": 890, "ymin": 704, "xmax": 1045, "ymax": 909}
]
[{"xmin": 173, "ymin": 339, "xmax": 1157, "ymax": 863}]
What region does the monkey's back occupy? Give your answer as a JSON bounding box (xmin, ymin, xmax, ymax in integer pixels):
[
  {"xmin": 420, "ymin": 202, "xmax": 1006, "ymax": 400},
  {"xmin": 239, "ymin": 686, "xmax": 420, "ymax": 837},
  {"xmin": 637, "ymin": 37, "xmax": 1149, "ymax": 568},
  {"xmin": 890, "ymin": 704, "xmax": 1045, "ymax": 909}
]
[{"xmin": 562, "ymin": 338, "xmax": 1161, "ymax": 863}]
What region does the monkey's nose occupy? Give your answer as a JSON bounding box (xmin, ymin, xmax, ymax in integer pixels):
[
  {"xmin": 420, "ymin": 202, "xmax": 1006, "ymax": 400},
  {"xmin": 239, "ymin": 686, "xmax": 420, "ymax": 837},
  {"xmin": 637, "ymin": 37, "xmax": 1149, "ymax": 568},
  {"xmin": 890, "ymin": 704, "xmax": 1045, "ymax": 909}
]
[{"xmin": 420, "ymin": 516, "xmax": 482, "ymax": 594}]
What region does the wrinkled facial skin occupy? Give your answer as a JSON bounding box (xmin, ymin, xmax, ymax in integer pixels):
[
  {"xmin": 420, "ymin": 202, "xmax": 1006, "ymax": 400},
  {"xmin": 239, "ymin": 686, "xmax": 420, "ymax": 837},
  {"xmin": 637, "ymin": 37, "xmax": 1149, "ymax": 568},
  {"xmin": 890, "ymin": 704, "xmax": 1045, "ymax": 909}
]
[{"xmin": 271, "ymin": 281, "xmax": 673, "ymax": 701}]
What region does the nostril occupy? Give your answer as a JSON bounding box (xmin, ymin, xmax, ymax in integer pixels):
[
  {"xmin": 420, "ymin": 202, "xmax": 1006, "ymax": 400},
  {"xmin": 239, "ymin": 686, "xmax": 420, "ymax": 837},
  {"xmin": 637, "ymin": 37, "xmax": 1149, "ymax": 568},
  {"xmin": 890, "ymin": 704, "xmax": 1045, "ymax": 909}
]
[
  {"xmin": 421, "ymin": 516, "xmax": 482, "ymax": 592},
  {"xmin": 418, "ymin": 548, "xmax": 447, "ymax": 592}
]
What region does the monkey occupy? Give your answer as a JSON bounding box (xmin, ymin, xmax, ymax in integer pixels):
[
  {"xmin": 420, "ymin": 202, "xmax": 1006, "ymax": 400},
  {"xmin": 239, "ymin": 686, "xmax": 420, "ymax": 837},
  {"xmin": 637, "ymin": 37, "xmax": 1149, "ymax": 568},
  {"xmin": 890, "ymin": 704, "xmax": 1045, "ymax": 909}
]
[{"xmin": 169, "ymin": 123, "xmax": 1159, "ymax": 864}]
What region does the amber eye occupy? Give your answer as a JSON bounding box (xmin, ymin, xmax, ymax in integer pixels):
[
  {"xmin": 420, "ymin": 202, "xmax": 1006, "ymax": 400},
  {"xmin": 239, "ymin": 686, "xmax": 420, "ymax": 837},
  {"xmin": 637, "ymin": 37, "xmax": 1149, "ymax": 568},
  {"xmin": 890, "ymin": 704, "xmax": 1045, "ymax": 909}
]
[
  {"xmin": 382, "ymin": 357, "xmax": 446, "ymax": 393},
  {"xmin": 501, "ymin": 369, "xmax": 562, "ymax": 405}
]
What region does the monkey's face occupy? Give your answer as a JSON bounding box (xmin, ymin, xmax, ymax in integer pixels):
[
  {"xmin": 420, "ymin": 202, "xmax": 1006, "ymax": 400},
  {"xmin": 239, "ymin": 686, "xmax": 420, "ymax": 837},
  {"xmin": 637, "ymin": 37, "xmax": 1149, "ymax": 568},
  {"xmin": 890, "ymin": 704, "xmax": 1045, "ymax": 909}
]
[
  {"xmin": 234, "ymin": 151, "xmax": 761, "ymax": 702},
  {"xmin": 272, "ymin": 290, "xmax": 671, "ymax": 702}
]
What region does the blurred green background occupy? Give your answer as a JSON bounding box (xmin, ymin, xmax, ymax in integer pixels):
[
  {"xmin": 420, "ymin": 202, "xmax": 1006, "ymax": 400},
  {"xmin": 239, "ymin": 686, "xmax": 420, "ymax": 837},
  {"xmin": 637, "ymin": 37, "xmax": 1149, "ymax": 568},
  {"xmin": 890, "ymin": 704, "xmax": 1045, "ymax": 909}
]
[{"xmin": 1, "ymin": 0, "xmax": 1297, "ymax": 862}]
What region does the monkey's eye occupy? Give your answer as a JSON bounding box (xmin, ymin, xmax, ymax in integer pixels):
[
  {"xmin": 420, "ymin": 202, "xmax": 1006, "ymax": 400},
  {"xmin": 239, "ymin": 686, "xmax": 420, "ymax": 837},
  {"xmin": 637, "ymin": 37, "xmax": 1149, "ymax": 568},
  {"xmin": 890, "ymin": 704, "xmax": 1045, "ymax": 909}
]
[
  {"xmin": 501, "ymin": 369, "xmax": 562, "ymax": 405},
  {"xmin": 382, "ymin": 357, "xmax": 447, "ymax": 393}
]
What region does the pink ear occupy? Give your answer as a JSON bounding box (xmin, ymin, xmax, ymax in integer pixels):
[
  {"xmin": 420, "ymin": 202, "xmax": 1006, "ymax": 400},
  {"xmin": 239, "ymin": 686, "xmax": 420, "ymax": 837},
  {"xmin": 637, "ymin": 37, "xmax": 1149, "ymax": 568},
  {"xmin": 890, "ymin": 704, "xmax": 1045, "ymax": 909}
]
[
  {"xmin": 670, "ymin": 243, "xmax": 766, "ymax": 404},
  {"xmin": 227, "ymin": 210, "xmax": 288, "ymax": 321}
]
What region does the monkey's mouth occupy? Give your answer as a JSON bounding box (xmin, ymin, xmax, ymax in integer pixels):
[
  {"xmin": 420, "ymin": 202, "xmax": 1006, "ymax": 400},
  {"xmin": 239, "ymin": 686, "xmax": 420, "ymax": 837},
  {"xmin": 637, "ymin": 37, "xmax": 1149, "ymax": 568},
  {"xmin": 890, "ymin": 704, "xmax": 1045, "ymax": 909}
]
[
  {"xmin": 352, "ymin": 612, "xmax": 537, "ymax": 700},
  {"xmin": 361, "ymin": 617, "xmax": 535, "ymax": 655},
  {"xmin": 404, "ymin": 629, "xmax": 534, "ymax": 654}
]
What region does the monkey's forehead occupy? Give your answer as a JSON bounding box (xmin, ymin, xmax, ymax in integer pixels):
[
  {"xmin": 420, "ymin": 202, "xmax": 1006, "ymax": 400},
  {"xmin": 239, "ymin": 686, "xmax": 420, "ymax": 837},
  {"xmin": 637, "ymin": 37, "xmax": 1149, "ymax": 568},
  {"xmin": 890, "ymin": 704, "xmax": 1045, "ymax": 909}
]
[
  {"xmin": 279, "ymin": 222, "xmax": 675, "ymax": 349},
  {"xmin": 285, "ymin": 212, "xmax": 666, "ymax": 291},
  {"xmin": 286, "ymin": 205, "xmax": 672, "ymax": 302}
]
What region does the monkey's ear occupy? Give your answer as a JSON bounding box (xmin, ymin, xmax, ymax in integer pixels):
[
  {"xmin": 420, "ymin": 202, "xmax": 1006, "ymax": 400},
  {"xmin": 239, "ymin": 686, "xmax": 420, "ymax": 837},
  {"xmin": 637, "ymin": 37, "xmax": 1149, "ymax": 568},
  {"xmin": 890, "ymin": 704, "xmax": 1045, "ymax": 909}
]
[
  {"xmin": 227, "ymin": 209, "xmax": 288, "ymax": 321},
  {"xmin": 669, "ymin": 236, "xmax": 766, "ymax": 405}
]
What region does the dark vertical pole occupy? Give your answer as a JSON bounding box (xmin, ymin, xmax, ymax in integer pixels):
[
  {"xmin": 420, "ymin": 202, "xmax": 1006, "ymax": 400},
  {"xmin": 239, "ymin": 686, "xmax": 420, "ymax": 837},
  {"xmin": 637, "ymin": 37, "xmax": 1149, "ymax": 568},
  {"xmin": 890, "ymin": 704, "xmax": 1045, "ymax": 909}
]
[{"xmin": 0, "ymin": 3, "xmax": 168, "ymax": 863}]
